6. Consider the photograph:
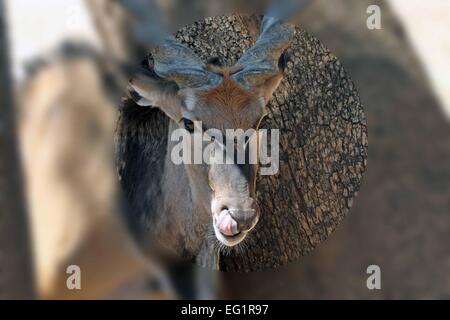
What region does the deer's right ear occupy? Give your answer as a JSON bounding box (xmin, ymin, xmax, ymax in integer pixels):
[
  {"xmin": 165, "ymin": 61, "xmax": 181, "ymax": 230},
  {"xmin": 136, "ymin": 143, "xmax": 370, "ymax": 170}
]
[
  {"xmin": 128, "ymin": 72, "xmax": 177, "ymax": 107},
  {"xmin": 128, "ymin": 71, "xmax": 184, "ymax": 120}
]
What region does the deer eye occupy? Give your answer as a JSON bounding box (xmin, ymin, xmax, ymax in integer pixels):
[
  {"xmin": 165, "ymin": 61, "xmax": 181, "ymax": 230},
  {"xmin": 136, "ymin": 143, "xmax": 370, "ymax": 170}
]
[{"xmin": 182, "ymin": 118, "xmax": 195, "ymax": 133}]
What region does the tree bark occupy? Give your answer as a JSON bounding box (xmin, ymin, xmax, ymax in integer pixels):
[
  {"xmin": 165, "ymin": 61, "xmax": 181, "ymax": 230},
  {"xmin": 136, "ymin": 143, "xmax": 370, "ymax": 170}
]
[{"xmin": 0, "ymin": 0, "xmax": 35, "ymax": 299}]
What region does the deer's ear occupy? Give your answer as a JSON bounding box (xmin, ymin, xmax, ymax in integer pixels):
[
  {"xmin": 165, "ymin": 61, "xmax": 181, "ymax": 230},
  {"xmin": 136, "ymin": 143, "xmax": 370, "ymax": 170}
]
[
  {"xmin": 128, "ymin": 72, "xmax": 183, "ymax": 120},
  {"xmin": 260, "ymin": 73, "xmax": 284, "ymax": 104},
  {"xmin": 128, "ymin": 72, "xmax": 176, "ymax": 107},
  {"xmin": 258, "ymin": 52, "xmax": 290, "ymax": 104},
  {"xmin": 128, "ymin": 81, "xmax": 154, "ymax": 107}
]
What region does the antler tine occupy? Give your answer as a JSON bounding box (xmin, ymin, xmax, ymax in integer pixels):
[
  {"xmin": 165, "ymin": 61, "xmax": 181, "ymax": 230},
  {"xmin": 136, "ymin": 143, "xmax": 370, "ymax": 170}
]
[
  {"xmin": 152, "ymin": 36, "xmax": 222, "ymax": 89},
  {"xmin": 233, "ymin": 16, "xmax": 295, "ymax": 88}
]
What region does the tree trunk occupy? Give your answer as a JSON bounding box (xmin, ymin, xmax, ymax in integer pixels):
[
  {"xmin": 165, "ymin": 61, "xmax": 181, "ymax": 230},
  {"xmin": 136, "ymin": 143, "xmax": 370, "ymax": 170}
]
[{"xmin": 0, "ymin": 0, "xmax": 35, "ymax": 299}]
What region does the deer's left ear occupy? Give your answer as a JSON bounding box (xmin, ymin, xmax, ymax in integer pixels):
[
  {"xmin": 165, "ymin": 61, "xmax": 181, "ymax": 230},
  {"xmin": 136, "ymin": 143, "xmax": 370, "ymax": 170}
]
[
  {"xmin": 128, "ymin": 71, "xmax": 184, "ymax": 121},
  {"xmin": 260, "ymin": 51, "xmax": 290, "ymax": 104}
]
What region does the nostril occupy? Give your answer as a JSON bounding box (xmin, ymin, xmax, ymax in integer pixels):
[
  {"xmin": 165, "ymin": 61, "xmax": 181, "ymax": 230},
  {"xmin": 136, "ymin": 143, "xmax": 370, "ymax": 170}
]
[
  {"xmin": 228, "ymin": 208, "xmax": 257, "ymax": 231},
  {"xmin": 220, "ymin": 206, "xmax": 229, "ymax": 212}
]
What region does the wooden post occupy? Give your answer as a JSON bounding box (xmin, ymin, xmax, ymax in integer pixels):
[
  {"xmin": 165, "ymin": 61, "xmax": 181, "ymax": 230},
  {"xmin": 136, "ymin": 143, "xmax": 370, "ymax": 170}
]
[{"xmin": 0, "ymin": 0, "xmax": 35, "ymax": 299}]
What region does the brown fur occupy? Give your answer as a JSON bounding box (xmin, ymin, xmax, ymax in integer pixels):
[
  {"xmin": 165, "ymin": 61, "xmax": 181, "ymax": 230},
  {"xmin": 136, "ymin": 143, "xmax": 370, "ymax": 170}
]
[{"xmin": 200, "ymin": 68, "xmax": 259, "ymax": 112}]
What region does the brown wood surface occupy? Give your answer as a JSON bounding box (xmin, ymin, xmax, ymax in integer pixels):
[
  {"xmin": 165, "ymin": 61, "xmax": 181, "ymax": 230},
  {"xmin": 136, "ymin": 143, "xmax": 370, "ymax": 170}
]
[{"xmin": 0, "ymin": 0, "xmax": 35, "ymax": 299}]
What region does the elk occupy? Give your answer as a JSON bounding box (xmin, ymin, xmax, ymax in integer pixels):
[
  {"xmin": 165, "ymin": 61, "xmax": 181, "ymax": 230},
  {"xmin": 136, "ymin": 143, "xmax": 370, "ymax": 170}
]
[{"xmin": 122, "ymin": 16, "xmax": 295, "ymax": 267}]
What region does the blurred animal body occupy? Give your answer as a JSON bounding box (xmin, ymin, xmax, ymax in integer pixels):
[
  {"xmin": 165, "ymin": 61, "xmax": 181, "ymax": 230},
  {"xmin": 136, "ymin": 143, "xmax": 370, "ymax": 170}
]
[{"xmin": 18, "ymin": 44, "xmax": 170, "ymax": 299}]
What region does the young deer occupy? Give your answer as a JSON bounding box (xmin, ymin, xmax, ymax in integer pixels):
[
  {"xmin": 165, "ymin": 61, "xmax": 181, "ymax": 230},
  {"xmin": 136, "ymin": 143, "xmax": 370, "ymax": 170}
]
[{"xmin": 124, "ymin": 16, "xmax": 295, "ymax": 266}]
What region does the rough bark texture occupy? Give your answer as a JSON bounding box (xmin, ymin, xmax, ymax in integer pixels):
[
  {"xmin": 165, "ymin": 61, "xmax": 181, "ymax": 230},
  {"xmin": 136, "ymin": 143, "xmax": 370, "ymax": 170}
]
[
  {"xmin": 222, "ymin": 0, "xmax": 450, "ymax": 298},
  {"xmin": 116, "ymin": 15, "xmax": 367, "ymax": 271},
  {"xmin": 0, "ymin": 0, "xmax": 35, "ymax": 299}
]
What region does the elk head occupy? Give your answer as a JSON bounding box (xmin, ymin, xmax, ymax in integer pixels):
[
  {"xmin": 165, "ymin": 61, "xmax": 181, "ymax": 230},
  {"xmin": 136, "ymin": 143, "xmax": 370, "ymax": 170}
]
[{"xmin": 128, "ymin": 16, "xmax": 294, "ymax": 247}]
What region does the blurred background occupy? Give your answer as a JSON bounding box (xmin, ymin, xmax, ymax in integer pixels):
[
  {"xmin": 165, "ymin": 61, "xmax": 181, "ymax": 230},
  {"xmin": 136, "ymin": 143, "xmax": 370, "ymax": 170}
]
[{"xmin": 0, "ymin": 0, "xmax": 449, "ymax": 299}]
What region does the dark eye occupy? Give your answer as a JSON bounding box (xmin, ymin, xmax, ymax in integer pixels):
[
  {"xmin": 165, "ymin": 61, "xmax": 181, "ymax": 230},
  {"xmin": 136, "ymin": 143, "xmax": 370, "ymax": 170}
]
[{"xmin": 182, "ymin": 118, "xmax": 195, "ymax": 133}]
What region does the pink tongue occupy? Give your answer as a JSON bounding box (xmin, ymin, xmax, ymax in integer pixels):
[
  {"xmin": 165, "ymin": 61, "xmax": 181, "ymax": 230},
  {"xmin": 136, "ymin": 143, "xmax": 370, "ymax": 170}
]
[{"xmin": 217, "ymin": 210, "xmax": 238, "ymax": 236}]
